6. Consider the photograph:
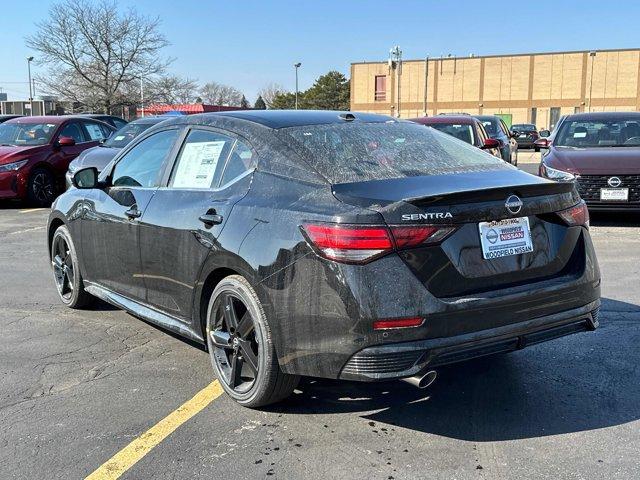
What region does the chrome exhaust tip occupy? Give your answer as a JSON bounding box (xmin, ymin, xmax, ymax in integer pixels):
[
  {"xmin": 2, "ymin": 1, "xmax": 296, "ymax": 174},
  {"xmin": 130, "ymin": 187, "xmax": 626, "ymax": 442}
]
[{"xmin": 401, "ymin": 370, "xmax": 437, "ymax": 389}]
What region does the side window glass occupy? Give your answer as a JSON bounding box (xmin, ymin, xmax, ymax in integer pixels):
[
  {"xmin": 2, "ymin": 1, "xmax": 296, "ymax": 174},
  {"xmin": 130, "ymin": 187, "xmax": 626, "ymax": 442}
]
[
  {"xmin": 59, "ymin": 122, "xmax": 85, "ymax": 143},
  {"xmin": 84, "ymin": 122, "xmax": 108, "ymax": 141},
  {"xmin": 220, "ymin": 140, "xmax": 256, "ymax": 186},
  {"xmin": 114, "ymin": 119, "xmax": 128, "ymax": 130},
  {"xmin": 170, "ymin": 130, "xmax": 235, "ymax": 189},
  {"xmin": 112, "ymin": 129, "xmax": 180, "ymax": 188}
]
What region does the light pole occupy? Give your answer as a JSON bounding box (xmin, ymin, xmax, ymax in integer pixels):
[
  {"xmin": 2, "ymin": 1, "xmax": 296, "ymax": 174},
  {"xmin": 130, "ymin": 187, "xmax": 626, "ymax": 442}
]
[
  {"xmin": 140, "ymin": 77, "xmax": 145, "ymax": 117},
  {"xmin": 294, "ymin": 62, "xmax": 301, "ymax": 109},
  {"xmin": 588, "ymin": 51, "xmax": 596, "ymax": 112},
  {"xmin": 389, "ymin": 46, "xmax": 402, "ymax": 117},
  {"xmin": 27, "ymin": 56, "xmax": 34, "ymax": 116}
]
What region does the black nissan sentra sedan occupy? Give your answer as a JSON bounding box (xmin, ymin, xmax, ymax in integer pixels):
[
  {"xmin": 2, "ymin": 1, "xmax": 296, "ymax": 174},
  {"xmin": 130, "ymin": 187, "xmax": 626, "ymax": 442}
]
[{"xmin": 47, "ymin": 110, "xmax": 600, "ymax": 407}]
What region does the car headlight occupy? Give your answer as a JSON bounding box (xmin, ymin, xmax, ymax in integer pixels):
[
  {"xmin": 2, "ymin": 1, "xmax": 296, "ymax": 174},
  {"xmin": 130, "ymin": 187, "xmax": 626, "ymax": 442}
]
[
  {"xmin": 0, "ymin": 159, "xmax": 29, "ymax": 173},
  {"xmin": 541, "ymin": 164, "xmax": 576, "ymax": 182}
]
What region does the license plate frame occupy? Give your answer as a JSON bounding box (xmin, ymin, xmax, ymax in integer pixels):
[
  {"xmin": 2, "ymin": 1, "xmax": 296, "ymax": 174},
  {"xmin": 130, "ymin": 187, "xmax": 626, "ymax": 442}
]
[
  {"xmin": 478, "ymin": 217, "xmax": 534, "ymax": 260},
  {"xmin": 600, "ymin": 188, "xmax": 629, "ymax": 201}
]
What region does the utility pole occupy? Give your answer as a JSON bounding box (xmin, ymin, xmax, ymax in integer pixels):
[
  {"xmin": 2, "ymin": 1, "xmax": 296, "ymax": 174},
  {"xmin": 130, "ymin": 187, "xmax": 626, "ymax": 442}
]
[
  {"xmin": 27, "ymin": 56, "xmax": 34, "ymax": 116},
  {"xmin": 389, "ymin": 46, "xmax": 402, "ymax": 118},
  {"xmin": 588, "ymin": 51, "xmax": 596, "ymax": 112},
  {"xmin": 294, "ymin": 63, "xmax": 301, "ymax": 109},
  {"xmin": 140, "ymin": 77, "xmax": 145, "ymax": 117}
]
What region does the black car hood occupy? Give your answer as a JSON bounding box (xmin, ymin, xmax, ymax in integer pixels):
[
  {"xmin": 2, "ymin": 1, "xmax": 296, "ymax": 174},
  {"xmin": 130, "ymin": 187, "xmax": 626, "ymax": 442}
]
[{"xmin": 69, "ymin": 145, "xmax": 120, "ymax": 172}]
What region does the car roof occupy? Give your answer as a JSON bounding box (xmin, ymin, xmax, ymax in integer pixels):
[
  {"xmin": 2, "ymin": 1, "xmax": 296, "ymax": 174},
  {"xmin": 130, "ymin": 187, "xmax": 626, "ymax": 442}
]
[
  {"xmin": 474, "ymin": 115, "xmax": 501, "ymax": 122},
  {"xmin": 410, "ymin": 115, "xmax": 477, "ymax": 125},
  {"xmin": 562, "ymin": 111, "xmax": 640, "ymax": 121},
  {"xmin": 130, "ymin": 116, "xmax": 168, "ymax": 125},
  {"xmin": 4, "ymin": 115, "xmax": 71, "ymax": 125},
  {"xmin": 181, "ymin": 110, "xmax": 396, "ymax": 129}
]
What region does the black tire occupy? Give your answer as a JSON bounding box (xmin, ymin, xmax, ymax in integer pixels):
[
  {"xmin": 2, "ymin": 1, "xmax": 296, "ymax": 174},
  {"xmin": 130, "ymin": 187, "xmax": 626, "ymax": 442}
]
[
  {"xmin": 534, "ymin": 146, "xmax": 540, "ymax": 153},
  {"xmin": 206, "ymin": 275, "xmax": 299, "ymax": 408},
  {"xmin": 28, "ymin": 167, "xmax": 56, "ymax": 207},
  {"xmin": 51, "ymin": 225, "xmax": 93, "ymax": 309}
]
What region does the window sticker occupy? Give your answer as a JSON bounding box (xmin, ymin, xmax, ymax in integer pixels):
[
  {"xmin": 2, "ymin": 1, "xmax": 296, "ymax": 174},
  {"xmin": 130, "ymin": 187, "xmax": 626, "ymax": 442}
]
[
  {"xmin": 173, "ymin": 140, "xmax": 226, "ymax": 188},
  {"xmin": 573, "ymin": 131, "xmax": 587, "ymax": 138}
]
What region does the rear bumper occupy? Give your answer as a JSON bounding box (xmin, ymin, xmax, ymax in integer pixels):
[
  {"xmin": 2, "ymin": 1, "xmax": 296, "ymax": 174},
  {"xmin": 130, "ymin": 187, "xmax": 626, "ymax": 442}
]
[
  {"xmin": 586, "ymin": 201, "xmax": 640, "ymax": 211},
  {"xmin": 339, "ymin": 300, "xmax": 600, "ymax": 381}
]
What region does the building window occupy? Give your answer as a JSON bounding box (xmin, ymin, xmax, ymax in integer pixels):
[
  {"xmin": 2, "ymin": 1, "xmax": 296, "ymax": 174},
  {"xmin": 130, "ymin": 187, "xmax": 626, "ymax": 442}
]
[{"xmin": 374, "ymin": 75, "xmax": 386, "ymax": 101}]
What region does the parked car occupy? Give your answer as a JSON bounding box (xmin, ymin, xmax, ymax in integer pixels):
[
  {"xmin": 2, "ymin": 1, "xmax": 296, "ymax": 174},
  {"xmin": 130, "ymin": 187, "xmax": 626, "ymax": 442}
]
[
  {"xmin": 66, "ymin": 116, "xmax": 167, "ymax": 189},
  {"xmin": 49, "ymin": 110, "xmax": 600, "ymax": 407},
  {"xmin": 74, "ymin": 114, "xmax": 128, "ymax": 130},
  {"xmin": 409, "ymin": 115, "xmax": 502, "ymax": 159},
  {"xmin": 0, "ymin": 115, "xmax": 22, "ymax": 124},
  {"xmin": 474, "ymin": 115, "xmax": 519, "ymax": 165},
  {"xmin": 511, "ymin": 123, "xmax": 540, "ymax": 150},
  {"xmin": 0, "ymin": 116, "xmax": 115, "ymax": 206},
  {"xmin": 537, "ymin": 111, "xmax": 640, "ymax": 211}
]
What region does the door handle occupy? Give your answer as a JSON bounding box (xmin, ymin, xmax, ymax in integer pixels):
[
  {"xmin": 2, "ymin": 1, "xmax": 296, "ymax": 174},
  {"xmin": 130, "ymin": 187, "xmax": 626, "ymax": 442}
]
[
  {"xmin": 125, "ymin": 207, "xmax": 142, "ymax": 219},
  {"xmin": 199, "ymin": 209, "xmax": 223, "ymax": 226}
]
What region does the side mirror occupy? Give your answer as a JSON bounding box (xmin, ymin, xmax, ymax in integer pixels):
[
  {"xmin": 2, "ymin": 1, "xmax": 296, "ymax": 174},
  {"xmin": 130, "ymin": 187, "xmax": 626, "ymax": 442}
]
[
  {"xmin": 72, "ymin": 167, "xmax": 99, "ymax": 189},
  {"xmin": 534, "ymin": 138, "xmax": 550, "ymax": 149},
  {"xmin": 481, "ymin": 138, "xmax": 500, "ymax": 149},
  {"xmin": 58, "ymin": 136, "xmax": 76, "ymax": 147},
  {"xmin": 539, "ymin": 130, "xmax": 551, "ymax": 138}
]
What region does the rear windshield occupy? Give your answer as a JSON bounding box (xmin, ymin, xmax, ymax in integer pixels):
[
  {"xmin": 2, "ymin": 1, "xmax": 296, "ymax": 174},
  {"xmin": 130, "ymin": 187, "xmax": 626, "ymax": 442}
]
[
  {"xmin": 278, "ymin": 121, "xmax": 507, "ymax": 184},
  {"xmin": 104, "ymin": 122, "xmax": 156, "ymax": 148},
  {"xmin": 512, "ymin": 124, "xmax": 536, "ymax": 131},
  {"xmin": 555, "ymin": 118, "xmax": 640, "ymax": 147},
  {"xmin": 479, "ymin": 119, "xmax": 498, "ymax": 135},
  {"xmin": 428, "ymin": 123, "xmax": 475, "ymax": 145}
]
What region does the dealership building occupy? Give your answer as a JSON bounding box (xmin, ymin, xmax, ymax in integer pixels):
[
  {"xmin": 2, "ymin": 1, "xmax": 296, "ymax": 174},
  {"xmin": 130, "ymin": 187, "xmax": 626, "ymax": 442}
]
[{"xmin": 350, "ymin": 48, "xmax": 640, "ymax": 129}]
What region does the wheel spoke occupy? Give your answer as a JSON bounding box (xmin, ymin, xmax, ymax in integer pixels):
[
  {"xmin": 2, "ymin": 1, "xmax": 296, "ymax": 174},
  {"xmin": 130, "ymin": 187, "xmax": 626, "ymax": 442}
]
[
  {"xmin": 235, "ymin": 312, "xmax": 253, "ymax": 339},
  {"xmin": 238, "ymin": 339, "xmax": 258, "ymax": 374},
  {"xmin": 229, "ymin": 352, "xmax": 243, "ymax": 388},
  {"xmin": 53, "ymin": 255, "xmax": 64, "ymax": 269},
  {"xmin": 210, "ymin": 330, "xmax": 232, "ymax": 349},
  {"xmin": 222, "ymin": 295, "xmax": 238, "ymax": 329}
]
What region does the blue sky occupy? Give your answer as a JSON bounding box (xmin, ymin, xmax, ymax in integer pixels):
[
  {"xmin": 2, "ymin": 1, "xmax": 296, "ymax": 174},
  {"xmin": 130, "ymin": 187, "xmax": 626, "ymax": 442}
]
[{"xmin": 0, "ymin": 0, "xmax": 638, "ymax": 102}]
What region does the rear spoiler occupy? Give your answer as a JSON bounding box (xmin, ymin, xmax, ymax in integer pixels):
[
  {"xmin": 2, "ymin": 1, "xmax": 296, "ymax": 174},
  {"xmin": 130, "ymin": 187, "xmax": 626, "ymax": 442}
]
[{"xmin": 332, "ymin": 169, "xmax": 575, "ymax": 208}]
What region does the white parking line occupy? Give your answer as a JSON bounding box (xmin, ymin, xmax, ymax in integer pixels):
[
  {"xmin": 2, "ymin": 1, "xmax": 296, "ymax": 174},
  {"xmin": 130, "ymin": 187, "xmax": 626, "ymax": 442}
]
[
  {"xmin": 8, "ymin": 226, "xmax": 46, "ymax": 235},
  {"xmin": 19, "ymin": 208, "xmax": 47, "ymax": 213}
]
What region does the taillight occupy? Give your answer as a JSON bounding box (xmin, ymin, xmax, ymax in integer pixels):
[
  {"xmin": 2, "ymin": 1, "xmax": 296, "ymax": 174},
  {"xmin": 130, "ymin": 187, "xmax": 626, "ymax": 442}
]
[
  {"xmin": 301, "ymin": 223, "xmax": 456, "ymax": 263},
  {"xmin": 373, "ymin": 316, "xmax": 424, "ymax": 330},
  {"xmin": 558, "ymin": 201, "xmax": 589, "ymax": 228}
]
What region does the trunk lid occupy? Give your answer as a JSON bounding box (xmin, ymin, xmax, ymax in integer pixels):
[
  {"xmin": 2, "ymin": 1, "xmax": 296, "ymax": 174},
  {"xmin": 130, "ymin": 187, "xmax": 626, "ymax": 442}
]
[{"xmin": 332, "ymin": 169, "xmax": 584, "ymax": 298}]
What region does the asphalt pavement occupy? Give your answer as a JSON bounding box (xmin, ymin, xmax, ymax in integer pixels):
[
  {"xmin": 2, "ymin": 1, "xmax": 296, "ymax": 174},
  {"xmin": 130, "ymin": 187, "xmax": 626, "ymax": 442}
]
[{"xmin": 1, "ymin": 158, "xmax": 639, "ymax": 479}]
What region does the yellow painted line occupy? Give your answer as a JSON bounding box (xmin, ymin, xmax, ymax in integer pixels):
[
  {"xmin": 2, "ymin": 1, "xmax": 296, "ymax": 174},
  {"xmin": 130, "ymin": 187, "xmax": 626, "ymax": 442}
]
[
  {"xmin": 85, "ymin": 380, "xmax": 224, "ymax": 480},
  {"xmin": 19, "ymin": 207, "xmax": 47, "ymax": 213}
]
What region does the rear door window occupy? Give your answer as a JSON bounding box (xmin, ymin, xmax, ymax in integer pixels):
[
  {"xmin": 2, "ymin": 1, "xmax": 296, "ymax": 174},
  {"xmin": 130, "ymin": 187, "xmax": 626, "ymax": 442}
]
[
  {"xmin": 83, "ymin": 121, "xmax": 110, "ymax": 141},
  {"xmin": 279, "ymin": 121, "xmax": 506, "ymax": 184},
  {"xmin": 58, "ymin": 122, "xmax": 86, "ymax": 143},
  {"xmin": 169, "ymin": 129, "xmax": 235, "ymax": 189},
  {"xmin": 220, "ymin": 140, "xmax": 256, "ymax": 186}
]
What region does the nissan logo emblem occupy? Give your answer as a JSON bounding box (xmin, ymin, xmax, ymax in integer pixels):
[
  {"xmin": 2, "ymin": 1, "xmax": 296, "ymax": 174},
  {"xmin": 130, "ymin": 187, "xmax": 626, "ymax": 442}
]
[
  {"xmin": 608, "ymin": 176, "xmax": 622, "ymax": 188},
  {"xmin": 505, "ymin": 195, "xmax": 523, "ymax": 215}
]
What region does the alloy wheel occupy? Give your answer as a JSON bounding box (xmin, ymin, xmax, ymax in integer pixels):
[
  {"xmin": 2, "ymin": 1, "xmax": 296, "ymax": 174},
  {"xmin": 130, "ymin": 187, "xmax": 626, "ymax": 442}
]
[
  {"xmin": 209, "ymin": 293, "xmax": 260, "ymax": 393},
  {"xmin": 52, "ymin": 234, "xmax": 74, "ymax": 301},
  {"xmin": 32, "ymin": 172, "xmax": 54, "ymax": 204}
]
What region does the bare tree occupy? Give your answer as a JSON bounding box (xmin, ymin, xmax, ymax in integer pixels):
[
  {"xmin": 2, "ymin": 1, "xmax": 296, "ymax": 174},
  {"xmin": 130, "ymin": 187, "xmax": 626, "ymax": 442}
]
[
  {"xmin": 258, "ymin": 82, "xmax": 287, "ymax": 109},
  {"xmin": 26, "ymin": 0, "xmax": 170, "ymax": 113},
  {"xmin": 199, "ymin": 82, "xmax": 244, "ymax": 106},
  {"xmin": 147, "ymin": 75, "xmax": 199, "ymax": 104}
]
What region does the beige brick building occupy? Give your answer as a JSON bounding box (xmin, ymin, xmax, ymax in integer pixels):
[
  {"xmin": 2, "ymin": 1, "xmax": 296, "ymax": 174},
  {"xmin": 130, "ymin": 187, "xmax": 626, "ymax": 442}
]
[{"xmin": 350, "ymin": 48, "xmax": 640, "ymax": 129}]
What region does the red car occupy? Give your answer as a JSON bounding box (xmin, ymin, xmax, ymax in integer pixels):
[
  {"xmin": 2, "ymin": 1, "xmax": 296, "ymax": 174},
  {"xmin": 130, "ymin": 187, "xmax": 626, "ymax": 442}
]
[
  {"xmin": 409, "ymin": 114, "xmax": 502, "ymax": 159},
  {"xmin": 0, "ymin": 116, "xmax": 114, "ymax": 206},
  {"xmin": 537, "ymin": 111, "xmax": 640, "ymax": 211}
]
